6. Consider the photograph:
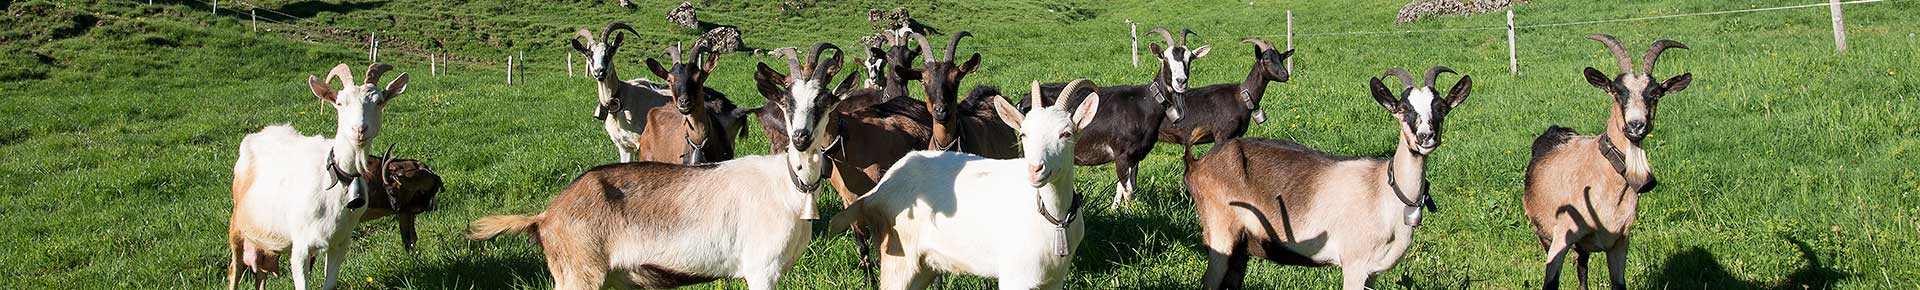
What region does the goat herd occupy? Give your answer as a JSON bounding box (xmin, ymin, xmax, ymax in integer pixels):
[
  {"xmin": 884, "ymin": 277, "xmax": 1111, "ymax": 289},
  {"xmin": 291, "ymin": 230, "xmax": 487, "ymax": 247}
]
[{"xmin": 224, "ymin": 20, "xmax": 1693, "ymax": 290}]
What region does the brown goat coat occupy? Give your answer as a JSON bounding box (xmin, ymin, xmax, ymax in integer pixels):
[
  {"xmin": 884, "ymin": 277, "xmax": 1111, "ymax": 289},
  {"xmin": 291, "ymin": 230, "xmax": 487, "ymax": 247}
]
[{"xmin": 1187, "ymin": 139, "xmax": 1424, "ymax": 281}]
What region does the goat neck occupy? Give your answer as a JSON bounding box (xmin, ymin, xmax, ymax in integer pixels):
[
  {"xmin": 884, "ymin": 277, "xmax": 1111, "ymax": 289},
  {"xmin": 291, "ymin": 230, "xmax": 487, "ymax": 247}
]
[
  {"xmin": 1384, "ymin": 127, "xmax": 1430, "ymax": 226},
  {"xmin": 1602, "ymin": 106, "xmax": 1654, "ymax": 188}
]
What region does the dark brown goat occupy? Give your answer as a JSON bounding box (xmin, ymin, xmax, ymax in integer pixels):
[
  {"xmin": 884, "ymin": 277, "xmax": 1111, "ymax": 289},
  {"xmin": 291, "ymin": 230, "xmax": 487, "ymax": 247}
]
[
  {"xmin": 645, "ymin": 43, "xmax": 753, "ymax": 164},
  {"xmin": 1034, "ymin": 27, "xmax": 1211, "ymax": 209},
  {"xmin": 753, "ymin": 43, "xmax": 931, "ymax": 205},
  {"xmin": 1159, "ymin": 38, "xmax": 1293, "ymax": 157},
  {"xmin": 902, "ymin": 31, "xmax": 1020, "ymax": 158},
  {"xmin": 358, "ymin": 148, "xmax": 443, "ymax": 251}
]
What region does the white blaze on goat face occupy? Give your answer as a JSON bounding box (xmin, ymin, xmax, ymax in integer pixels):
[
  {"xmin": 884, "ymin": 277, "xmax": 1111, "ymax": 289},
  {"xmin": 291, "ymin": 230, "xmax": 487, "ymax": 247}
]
[
  {"xmin": 1405, "ymin": 87, "xmax": 1436, "ymax": 139},
  {"xmin": 1163, "ymin": 47, "xmax": 1191, "ymax": 93},
  {"xmin": 783, "ymin": 79, "xmax": 832, "ymax": 183},
  {"xmin": 1619, "ymin": 74, "xmax": 1652, "ymax": 123},
  {"xmin": 332, "ymin": 83, "xmax": 387, "ymax": 147}
]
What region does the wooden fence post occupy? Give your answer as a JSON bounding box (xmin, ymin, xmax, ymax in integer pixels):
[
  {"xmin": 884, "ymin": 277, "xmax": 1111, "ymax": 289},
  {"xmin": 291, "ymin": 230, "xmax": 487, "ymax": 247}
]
[
  {"xmin": 1829, "ymin": 0, "xmax": 1847, "ymax": 53},
  {"xmin": 368, "ymin": 33, "xmax": 377, "ymax": 63},
  {"xmin": 507, "ymin": 56, "xmax": 514, "ymax": 85},
  {"xmin": 212, "ymin": 0, "xmax": 217, "ymax": 13},
  {"xmin": 518, "ymin": 51, "xmax": 525, "ymax": 82},
  {"xmin": 251, "ymin": 9, "xmax": 257, "ymax": 32},
  {"xmin": 1507, "ymin": 10, "xmax": 1518, "ymax": 76},
  {"xmin": 1127, "ymin": 19, "xmax": 1138, "ymax": 67},
  {"xmin": 430, "ymin": 53, "xmax": 437, "ymax": 77},
  {"xmin": 1286, "ymin": 10, "xmax": 1294, "ymax": 74},
  {"xmin": 568, "ymin": 53, "xmax": 575, "ymax": 78}
]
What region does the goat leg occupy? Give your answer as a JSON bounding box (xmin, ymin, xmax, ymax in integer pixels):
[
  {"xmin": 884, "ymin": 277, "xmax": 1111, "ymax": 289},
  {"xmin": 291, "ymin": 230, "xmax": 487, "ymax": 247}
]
[{"xmin": 1575, "ymin": 251, "xmax": 1590, "ymax": 290}]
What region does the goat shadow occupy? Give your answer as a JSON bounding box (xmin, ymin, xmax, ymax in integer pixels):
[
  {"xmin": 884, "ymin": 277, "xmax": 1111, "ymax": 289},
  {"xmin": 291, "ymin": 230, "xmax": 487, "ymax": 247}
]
[
  {"xmin": 1638, "ymin": 236, "xmax": 1846, "ymax": 290},
  {"xmin": 378, "ymin": 243, "xmax": 548, "ymax": 289}
]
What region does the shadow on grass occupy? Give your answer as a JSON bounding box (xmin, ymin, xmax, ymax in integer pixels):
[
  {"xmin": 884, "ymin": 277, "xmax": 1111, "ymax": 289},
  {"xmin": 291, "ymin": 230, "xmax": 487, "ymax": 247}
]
[
  {"xmin": 271, "ymin": 0, "xmax": 391, "ymax": 19},
  {"xmin": 386, "ymin": 247, "xmax": 548, "ymax": 289},
  {"xmin": 1640, "ymin": 236, "xmax": 1845, "ymax": 290}
]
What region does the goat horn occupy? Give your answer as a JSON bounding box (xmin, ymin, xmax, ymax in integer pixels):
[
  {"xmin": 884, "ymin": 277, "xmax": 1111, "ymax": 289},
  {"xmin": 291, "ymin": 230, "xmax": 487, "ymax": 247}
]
[
  {"xmin": 945, "ymin": 31, "xmax": 972, "ymax": 62},
  {"xmin": 325, "ymin": 64, "xmax": 354, "ymax": 87},
  {"xmin": 691, "ymin": 43, "xmax": 713, "ymax": 66},
  {"xmin": 1149, "ymin": 28, "xmax": 1175, "ymax": 47},
  {"xmin": 379, "ymin": 144, "xmax": 397, "ymax": 184},
  {"xmin": 1180, "ymin": 29, "xmax": 1196, "ymax": 46},
  {"xmin": 1586, "ymin": 34, "xmax": 1634, "ymax": 75},
  {"xmin": 808, "ymin": 42, "xmax": 842, "ymax": 81},
  {"xmin": 666, "ymin": 42, "xmax": 683, "ymax": 64},
  {"xmin": 1639, "ymin": 40, "xmax": 1688, "ymax": 74},
  {"xmin": 363, "ymin": 63, "xmax": 393, "ymax": 85},
  {"xmin": 1240, "ymin": 38, "xmax": 1273, "ymax": 51},
  {"xmin": 909, "ymin": 32, "xmax": 934, "ymax": 64},
  {"xmin": 574, "ymin": 29, "xmax": 597, "ymax": 45},
  {"xmin": 1382, "ymin": 67, "xmax": 1416, "ymax": 91},
  {"xmin": 1423, "ymin": 66, "xmax": 1456, "ymax": 89},
  {"xmin": 604, "ymin": 22, "xmax": 638, "ymax": 47},
  {"xmin": 772, "ymin": 47, "xmax": 802, "ymax": 76},
  {"xmin": 1029, "ymin": 80, "xmax": 1042, "ymax": 109},
  {"xmin": 1057, "ymin": 79, "xmax": 1099, "ymax": 108}
]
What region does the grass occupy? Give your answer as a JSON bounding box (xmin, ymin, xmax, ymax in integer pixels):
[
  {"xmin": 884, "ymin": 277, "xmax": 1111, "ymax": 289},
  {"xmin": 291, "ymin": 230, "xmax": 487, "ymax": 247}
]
[{"xmin": 2, "ymin": 0, "xmax": 1917, "ymax": 288}]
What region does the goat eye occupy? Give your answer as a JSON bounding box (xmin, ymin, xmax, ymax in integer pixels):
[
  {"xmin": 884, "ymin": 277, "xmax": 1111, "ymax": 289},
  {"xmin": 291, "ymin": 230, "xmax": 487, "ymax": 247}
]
[{"xmin": 1059, "ymin": 132, "xmax": 1072, "ymax": 138}]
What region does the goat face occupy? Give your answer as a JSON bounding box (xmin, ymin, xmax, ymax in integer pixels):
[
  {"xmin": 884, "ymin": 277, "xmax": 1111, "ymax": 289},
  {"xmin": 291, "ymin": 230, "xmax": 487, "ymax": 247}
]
[
  {"xmin": 309, "ymin": 63, "xmax": 408, "ymax": 148},
  {"xmin": 1583, "ymin": 35, "xmax": 1692, "ymax": 142},
  {"xmin": 755, "ymin": 44, "xmax": 855, "ymax": 192},
  {"xmin": 646, "ymin": 44, "xmax": 721, "ymax": 115},
  {"xmin": 1242, "ymin": 38, "xmax": 1294, "ymax": 123},
  {"xmin": 1371, "ymin": 67, "xmax": 1469, "ymax": 155},
  {"xmin": 570, "ymin": 23, "xmax": 638, "ymax": 113},
  {"xmin": 913, "ymin": 31, "xmax": 983, "ymax": 148},
  {"xmin": 995, "ymin": 80, "xmax": 1101, "ymax": 187},
  {"xmin": 1147, "ymin": 29, "xmax": 1211, "ymax": 122}
]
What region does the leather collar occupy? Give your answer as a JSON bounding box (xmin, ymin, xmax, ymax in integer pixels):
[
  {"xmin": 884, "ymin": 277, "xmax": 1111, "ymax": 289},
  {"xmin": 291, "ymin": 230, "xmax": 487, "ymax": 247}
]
[
  {"xmin": 1386, "ymin": 160, "xmax": 1437, "ymax": 226},
  {"xmin": 325, "ymin": 150, "xmax": 367, "ymax": 209},
  {"xmin": 1599, "ymin": 134, "xmax": 1658, "ymax": 193}
]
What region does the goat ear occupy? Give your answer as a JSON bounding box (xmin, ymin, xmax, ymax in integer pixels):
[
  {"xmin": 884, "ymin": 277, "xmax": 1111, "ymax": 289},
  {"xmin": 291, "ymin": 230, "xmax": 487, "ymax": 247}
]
[
  {"xmin": 990, "ymin": 95, "xmax": 1023, "ymax": 131},
  {"xmin": 867, "ymin": 47, "xmax": 887, "ymax": 60},
  {"xmin": 309, "ymin": 75, "xmax": 338, "ymax": 104},
  {"xmin": 1191, "ymin": 45, "xmax": 1212, "ymax": 58},
  {"xmin": 959, "ymin": 53, "xmax": 982, "ymax": 73},
  {"xmin": 700, "ymin": 51, "xmax": 721, "ymax": 74},
  {"xmin": 753, "ymin": 62, "xmax": 789, "ymax": 104},
  {"xmin": 1071, "ymin": 93, "xmax": 1102, "ymax": 131},
  {"xmin": 1583, "ymin": 67, "xmax": 1613, "ymax": 90},
  {"xmin": 383, "ymin": 73, "xmax": 410, "ymax": 103},
  {"xmin": 1369, "ymin": 77, "xmax": 1401, "ymax": 114},
  {"xmin": 1660, "ymin": 73, "xmax": 1691, "ymax": 94},
  {"xmin": 1148, "ymin": 43, "xmax": 1165, "ymax": 59},
  {"xmin": 1444, "ymin": 75, "xmax": 1470, "ymax": 108},
  {"xmin": 569, "ymin": 39, "xmax": 591, "ymax": 56},
  {"xmin": 646, "ymin": 58, "xmax": 671, "ymax": 80},
  {"xmin": 1276, "ymin": 49, "xmax": 1295, "ymax": 61},
  {"xmin": 834, "ymin": 70, "xmax": 860, "ymax": 95}
]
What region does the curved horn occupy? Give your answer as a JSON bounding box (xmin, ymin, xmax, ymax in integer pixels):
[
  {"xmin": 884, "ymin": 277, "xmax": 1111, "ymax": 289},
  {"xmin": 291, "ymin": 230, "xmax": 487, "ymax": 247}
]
[
  {"xmin": 1382, "ymin": 67, "xmax": 1416, "ymax": 91},
  {"xmin": 574, "ymin": 29, "xmax": 597, "ymax": 45},
  {"xmin": 363, "ymin": 63, "xmax": 393, "ymax": 85},
  {"xmin": 1586, "ymin": 34, "xmax": 1634, "ymax": 75},
  {"xmin": 380, "ymin": 144, "xmax": 397, "ymax": 185},
  {"xmin": 771, "ymin": 47, "xmax": 801, "ymax": 75},
  {"xmin": 1423, "ymin": 66, "xmax": 1456, "ymax": 89},
  {"xmin": 1640, "ymin": 40, "xmax": 1688, "ymax": 74},
  {"xmin": 945, "ymin": 31, "xmax": 973, "ymax": 61},
  {"xmin": 808, "ymin": 42, "xmax": 842, "ymax": 81},
  {"xmin": 1179, "ymin": 29, "xmax": 1196, "ymax": 46},
  {"xmin": 1240, "ymin": 38, "xmax": 1274, "ymax": 51},
  {"xmin": 691, "ymin": 43, "xmax": 712, "ymax": 65},
  {"xmin": 909, "ymin": 32, "xmax": 935, "ymax": 63},
  {"xmin": 666, "ymin": 42, "xmax": 684, "ymax": 64},
  {"xmin": 603, "ymin": 22, "xmax": 638, "ymax": 46},
  {"xmin": 324, "ymin": 64, "xmax": 354, "ymax": 87},
  {"xmin": 1056, "ymin": 79, "xmax": 1100, "ymax": 108},
  {"xmin": 1148, "ymin": 28, "xmax": 1175, "ymax": 47}
]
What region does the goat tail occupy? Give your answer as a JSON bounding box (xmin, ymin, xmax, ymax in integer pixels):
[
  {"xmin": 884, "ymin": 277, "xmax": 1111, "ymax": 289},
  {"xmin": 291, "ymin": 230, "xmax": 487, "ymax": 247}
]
[{"xmin": 467, "ymin": 214, "xmax": 543, "ymax": 241}]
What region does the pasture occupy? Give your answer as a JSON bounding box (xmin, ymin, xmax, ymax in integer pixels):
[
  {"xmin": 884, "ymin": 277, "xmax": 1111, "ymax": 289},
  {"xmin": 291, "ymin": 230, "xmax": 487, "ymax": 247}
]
[{"xmin": 1, "ymin": 0, "xmax": 1916, "ymax": 288}]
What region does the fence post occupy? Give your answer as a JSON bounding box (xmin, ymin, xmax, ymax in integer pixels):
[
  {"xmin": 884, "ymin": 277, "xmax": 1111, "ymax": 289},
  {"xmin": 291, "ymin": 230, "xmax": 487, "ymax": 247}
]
[
  {"xmin": 1127, "ymin": 19, "xmax": 1138, "ymax": 67},
  {"xmin": 518, "ymin": 51, "xmax": 525, "ymax": 82},
  {"xmin": 1507, "ymin": 10, "xmax": 1518, "ymax": 76},
  {"xmin": 1286, "ymin": 10, "xmax": 1294, "ymax": 74},
  {"xmin": 368, "ymin": 33, "xmax": 377, "ymax": 63},
  {"xmin": 251, "ymin": 9, "xmax": 257, "ymax": 32},
  {"xmin": 568, "ymin": 53, "xmax": 575, "ymax": 78},
  {"xmin": 1829, "ymin": 0, "xmax": 1847, "ymax": 53},
  {"xmin": 507, "ymin": 56, "xmax": 514, "ymax": 85},
  {"xmin": 212, "ymin": 0, "xmax": 217, "ymax": 13},
  {"xmin": 430, "ymin": 53, "xmax": 437, "ymax": 77}
]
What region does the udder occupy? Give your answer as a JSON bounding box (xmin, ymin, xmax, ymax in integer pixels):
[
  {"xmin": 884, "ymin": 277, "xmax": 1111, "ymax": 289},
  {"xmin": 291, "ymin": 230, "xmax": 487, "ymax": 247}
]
[{"xmin": 241, "ymin": 242, "xmax": 281, "ymax": 275}]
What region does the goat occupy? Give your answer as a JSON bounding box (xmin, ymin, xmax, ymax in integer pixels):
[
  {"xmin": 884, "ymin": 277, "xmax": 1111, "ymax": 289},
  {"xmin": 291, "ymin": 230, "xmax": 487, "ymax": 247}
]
[
  {"xmin": 828, "ymin": 79, "xmax": 1103, "ymax": 290},
  {"xmin": 570, "ymin": 23, "xmax": 750, "ymax": 164},
  {"xmin": 1159, "ymin": 38, "xmax": 1293, "ymax": 157},
  {"xmin": 754, "ymin": 42, "xmax": 932, "ymax": 204},
  {"xmin": 1183, "ymin": 67, "xmax": 1468, "ymax": 290},
  {"xmin": 358, "ymin": 146, "xmax": 444, "ymax": 251},
  {"xmin": 1523, "ymin": 34, "xmax": 1690, "ymax": 290},
  {"xmin": 228, "ymin": 63, "xmax": 409, "ymax": 290},
  {"xmin": 645, "ymin": 42, "xmax": 753, "ymax": 164},
  {"xmin": 1035, "ymin": 27, "xmax": 1210, "ymax": 209},
  {"xmin": 465, "ymin": 43, "xmax": 855, "ymax": 290},
  {"xmin": 905, "ymin": 31, "xmax": 1020, "ymax": 158}
]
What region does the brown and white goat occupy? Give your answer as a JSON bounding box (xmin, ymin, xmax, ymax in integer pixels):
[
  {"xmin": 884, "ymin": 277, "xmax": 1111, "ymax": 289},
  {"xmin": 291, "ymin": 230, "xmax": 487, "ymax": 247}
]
[
  {"xmin": 904, "ymin": 31, "xmax": 1020, "ymax": 158},
  {"xmin": 753, "ymin": 44, "xmax": 932, "ymax": 204},
  {"xmin": 1036, "ymin": 27, "xmax": 1209, "ymax": 209},
  {"xmin": 1159, "ymin": 38, "xmax": 1293, "ymax": 156},
  {"xmin": 645, "ymin": 43, "xmax": 753, "ymax": 164},
  {"xmin": 1184, "ymin": 67, "xmax": 1468, "ymax": 290},
  {"xmin": 569, "ymin": 23, "xmax": 749, "ymax": 164},
  {"xmin": 229, "ymin": 63, "xmax": 408, "ymax": 290},
  {"xmin": 1523, "ymin": 34, "xmax": 1690, "ymax": 290},
  {"xmin": 466, "ymin": 44, "xmax": 854, "ymax": 290}
]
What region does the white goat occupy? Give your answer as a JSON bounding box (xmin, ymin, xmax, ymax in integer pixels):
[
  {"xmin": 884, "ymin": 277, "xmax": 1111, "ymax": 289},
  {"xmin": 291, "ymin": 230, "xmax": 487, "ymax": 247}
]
[
  {"xmin": 569, "ymin": 22, "xmax": 674, "ymax": 163},
  {"xmin": 465, "ymin": 43, "xmax": 855, "ymax": 290},
  {"xmin": 228, "ymin": 63, "xmax": 409, "ymax": 290},
  {"xmin": 828, "ymin": 79, "xmax": 1102, "ymax": 290}
]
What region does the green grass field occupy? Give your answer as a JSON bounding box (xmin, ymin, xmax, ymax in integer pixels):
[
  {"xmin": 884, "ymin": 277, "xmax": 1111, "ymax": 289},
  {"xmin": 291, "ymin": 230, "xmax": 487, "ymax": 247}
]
[{"xmin": 3, "ymin": 0, "xmax": 1917, "ymax": 289}]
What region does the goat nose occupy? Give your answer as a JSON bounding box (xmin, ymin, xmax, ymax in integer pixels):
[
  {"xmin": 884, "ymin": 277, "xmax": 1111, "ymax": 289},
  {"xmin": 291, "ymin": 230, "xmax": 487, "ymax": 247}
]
[
  {"xmin": 791, "ymin": 129, "xmax": 812, "ymax": 148},
  {"xmin": 1625, "ymin": 122, "xmax": 1648, "ymax": 136}
]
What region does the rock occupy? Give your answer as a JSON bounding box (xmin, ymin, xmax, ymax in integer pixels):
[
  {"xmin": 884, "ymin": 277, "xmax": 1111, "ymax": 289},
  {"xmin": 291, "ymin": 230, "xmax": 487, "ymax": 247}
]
[
  {"xmin": 696, "ymin": 26, "xmax": 742, "ymax": 53},
  {"xmin": 1396, "ymin": 0, "xmax": 1515, "ymax": 24},
  {"xmin": 667, "ymin": 2, "xmax": 697, "ymax": 29}
]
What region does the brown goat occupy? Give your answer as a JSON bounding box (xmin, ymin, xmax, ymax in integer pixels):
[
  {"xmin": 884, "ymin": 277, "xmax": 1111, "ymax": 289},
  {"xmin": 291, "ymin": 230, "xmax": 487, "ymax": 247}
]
[
  {"xmin": 755, "ymin": 44, "xmax": 932, "ymax": 206},
  {"xmin": 904, "ymin": 31, "xmax": 1020, "ymax": 158},
  {"xmin": 1523, "ymin": 34, "xmax": 1690, "ymax": 290},
  {"xmin": 1185, "ymin": 67, "xmax": 1468, "ymax": 290},
  {"xmin": 570, "ymin": 23, "xmax": 750, "ymax": 164},
  {"xmin": 358, "ymin": 148, "xmax": 443, "ymax": 252}
]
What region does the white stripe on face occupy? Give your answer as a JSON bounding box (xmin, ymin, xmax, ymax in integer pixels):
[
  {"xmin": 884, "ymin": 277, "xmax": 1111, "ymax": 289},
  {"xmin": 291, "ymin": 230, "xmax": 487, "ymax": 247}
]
[
  {"xmin": 1164, "ymin": 48, "xmax": 1189, "ymax": 92},
  {"xmin": 787, "ymin": 79, "xmax": 823, "ymax": 146},
  {"xmin": 1406, "ymin": 88, "xmax": 1436, "ymax": 134}
]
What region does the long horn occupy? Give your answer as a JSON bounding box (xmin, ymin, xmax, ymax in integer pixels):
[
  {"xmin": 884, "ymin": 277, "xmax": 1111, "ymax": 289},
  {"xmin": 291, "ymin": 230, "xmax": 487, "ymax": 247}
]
[
  {"xmin": 1180, "ymin": 29, "xmax": 1196, "ymax": 46},
  {"xmin": 380, "ymin": 144, "xmax": 397, "ymax": 184},
  {"xmin": 1240, "ymin": 38, "xmax": 1274, "ymax": 51},
  {"xmin": 772, "ymin": 47, "xmax": 801, "ymax": 75},
  {"xmin": 1640, "ymin": 40, "xmax": 1689, "ymax": 74},
  {"xmin": 1148, "ymin": 28, "xmax": 1175, "ymax": 47},
  {"xmin": 574, "ymin": 29, "xmax": 597, "ymax": 45},
  {"xmin": 1382, "ymin": 67, "xmax": 1416, "ymax": 91},
  {"xmin": 690, "ymin": 43, "xmax": 712, "ymax": 66},
  {"xmin": 909, "ymin": 32, "xmax": 935, "ymax": 63},
  {"xmin": 1586, "ymin": 34, "xmax": 1634, "ymax": 75},
  {"xmin": 1057, "ymin": 79, "xmax": 1099, "ymax": 108},
  {"xmin": 1423, "ymin": 66, "xmax": 1456, "ymax": 89},
  {"xmin": 325, "ymin": 64, "xmax": 354, "ymax": 87},
  {"xmin": 1029, "ymin": 80, "xmax": 1042, "ymax": 109},
  {"xmin": 945, "ymin": 31, "xmax": 972, "ymax": 61},
  {"xmin": 808, "ymin": 42, "xmax": 842, "ymax": 81},
  {"xmin": 604, "ymin": 22, "xmax": 638, "ymax": 47},
  {"xmin": 666, "ymin": 42, "xmax": 684, "ymax": 64},
  {"xmin": 363, "ymin": 63, "xmax": 393, "ymax": 85}
]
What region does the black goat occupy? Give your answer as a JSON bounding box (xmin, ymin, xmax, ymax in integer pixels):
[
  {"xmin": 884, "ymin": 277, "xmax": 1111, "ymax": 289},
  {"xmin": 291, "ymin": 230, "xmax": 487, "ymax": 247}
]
[
  {"xmin": 1158, "ymin": 38, "xmax": 1293, "ymax": 157},
  {"xmin": 1032, "ymin": 27, "xmax": 1212, "ymax": 209}
]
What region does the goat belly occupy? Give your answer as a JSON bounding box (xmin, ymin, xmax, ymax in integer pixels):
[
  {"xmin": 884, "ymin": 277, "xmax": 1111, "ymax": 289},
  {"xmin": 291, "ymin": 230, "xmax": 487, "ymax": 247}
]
[{"xmin": 1247, "ymin": 238, "xmax": 1326, "ymax": 267}]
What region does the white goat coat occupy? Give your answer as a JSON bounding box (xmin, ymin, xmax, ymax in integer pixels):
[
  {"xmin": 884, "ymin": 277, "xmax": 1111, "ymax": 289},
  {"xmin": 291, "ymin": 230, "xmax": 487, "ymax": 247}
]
[
  {"xmin": 854, "ymin": 151, "xmax": 1085, "ymax": 289},
  {"xmin": 232, "ymin": 125, "xmax": 367, "ymax": 290}
]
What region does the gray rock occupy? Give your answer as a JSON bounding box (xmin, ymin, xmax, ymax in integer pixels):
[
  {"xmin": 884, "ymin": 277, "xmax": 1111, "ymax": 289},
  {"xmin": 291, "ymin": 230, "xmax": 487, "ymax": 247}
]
[
  {"xmin": 668, "ymin": 2, "xmax": 698, "ymax": 29},
  {"xmin": 1396, "ymin": 0, "xmax": 1515, "ymax": 24}
]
